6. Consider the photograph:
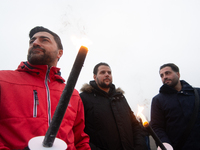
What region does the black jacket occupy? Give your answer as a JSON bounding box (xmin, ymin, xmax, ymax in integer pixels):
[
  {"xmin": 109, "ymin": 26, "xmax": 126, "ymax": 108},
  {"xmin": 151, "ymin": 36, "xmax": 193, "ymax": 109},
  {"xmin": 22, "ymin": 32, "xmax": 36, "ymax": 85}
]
[
  {"xmin": 150, "ymin": 80, "xmax": 200, "ymax": 150},
  {"xmin": 80, "ymin": 80, "xmax": 147, "ymax": 150}
]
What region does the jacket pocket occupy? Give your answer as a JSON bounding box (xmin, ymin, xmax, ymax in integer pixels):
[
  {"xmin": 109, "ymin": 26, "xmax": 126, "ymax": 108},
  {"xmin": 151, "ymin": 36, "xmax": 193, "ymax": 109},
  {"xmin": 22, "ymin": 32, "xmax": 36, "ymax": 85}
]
[{"xmin": 33, "ymin": 90, "xmax": 39, "ymax": 117}]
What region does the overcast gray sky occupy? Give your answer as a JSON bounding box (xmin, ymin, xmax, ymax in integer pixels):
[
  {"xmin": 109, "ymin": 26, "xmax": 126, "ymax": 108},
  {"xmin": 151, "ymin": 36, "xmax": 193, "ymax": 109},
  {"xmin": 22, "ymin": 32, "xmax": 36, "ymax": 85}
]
[{"xmin": 1, "ymin": 0, "xmax": 200, "ymax": 119}]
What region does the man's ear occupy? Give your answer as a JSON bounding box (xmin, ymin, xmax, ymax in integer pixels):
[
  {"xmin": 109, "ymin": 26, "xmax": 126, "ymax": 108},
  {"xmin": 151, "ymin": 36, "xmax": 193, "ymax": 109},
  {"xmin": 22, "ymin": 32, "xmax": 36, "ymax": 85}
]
[
  {"xmin": 177, "ymin": 72, "xmax": 180, "ymax": 78},
  {"xmin": 57, "ymin": 49, "xmax": 63, "ymax": 59},
  {"xmin": 93, "ymin": 74, "xmax": 97, "ymax": 81}
]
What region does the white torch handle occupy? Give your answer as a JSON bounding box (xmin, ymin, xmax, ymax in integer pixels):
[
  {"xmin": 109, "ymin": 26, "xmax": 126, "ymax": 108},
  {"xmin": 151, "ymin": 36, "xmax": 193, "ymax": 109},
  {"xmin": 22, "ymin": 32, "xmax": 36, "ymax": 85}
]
[
  {"xmin": 157, "ymin": 143, "xmax": 173, "ymax": 150},
  {"xmin": 28, "ymin": 136, "xmax": 67, "ymax": 150}
]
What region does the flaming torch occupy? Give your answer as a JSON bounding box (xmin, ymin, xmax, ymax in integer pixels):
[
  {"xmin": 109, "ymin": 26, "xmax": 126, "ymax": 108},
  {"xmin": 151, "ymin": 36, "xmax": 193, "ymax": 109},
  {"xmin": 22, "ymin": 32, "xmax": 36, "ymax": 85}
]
[
  {"xmin": 28, "ymin": 45, "xmax": 88, "ymax": 150},
  {"xmin": 137, "ymin": 106, "xmax": 167, "ymax": 150},
  {"xmin": 42, "ymin": 46, "xmax": 88, "ymax": 147}
]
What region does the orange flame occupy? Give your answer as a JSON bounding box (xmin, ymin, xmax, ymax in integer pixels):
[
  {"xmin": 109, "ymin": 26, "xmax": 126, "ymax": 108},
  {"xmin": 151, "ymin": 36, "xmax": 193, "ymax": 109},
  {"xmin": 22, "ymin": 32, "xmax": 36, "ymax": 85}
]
[{"xmin": 137, "ymin": 105, "xmax": 149, "ymax": 127}]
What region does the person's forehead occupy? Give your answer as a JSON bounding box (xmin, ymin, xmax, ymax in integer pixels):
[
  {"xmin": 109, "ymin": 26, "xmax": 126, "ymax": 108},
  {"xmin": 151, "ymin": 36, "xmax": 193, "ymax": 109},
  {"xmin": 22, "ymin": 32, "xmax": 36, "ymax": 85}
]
[
  {"xmin": 32, "ymin": 32, "xmax": 54, "ymax": 40},
  {"xmin": 98, "ymin": 65, "xmax": 111, "ymax": 71},
  {"xmin": 160, "ymin": 66, "xmax": 172, "ymax": 74}
]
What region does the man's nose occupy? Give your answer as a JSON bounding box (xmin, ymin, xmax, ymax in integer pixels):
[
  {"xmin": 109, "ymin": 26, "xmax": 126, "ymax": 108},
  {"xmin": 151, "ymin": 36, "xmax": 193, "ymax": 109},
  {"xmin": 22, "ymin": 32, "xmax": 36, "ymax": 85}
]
[
  {"xmin": 105, "ymin": 72, "xmax": 109, "ymax": 76},
  {"xmin": 33, "ymin": 39, "xmax": 41, "ymax": 47},
  {"xmin": 162, "ymin": 74, "xmax": 168, "ymax": 80}
]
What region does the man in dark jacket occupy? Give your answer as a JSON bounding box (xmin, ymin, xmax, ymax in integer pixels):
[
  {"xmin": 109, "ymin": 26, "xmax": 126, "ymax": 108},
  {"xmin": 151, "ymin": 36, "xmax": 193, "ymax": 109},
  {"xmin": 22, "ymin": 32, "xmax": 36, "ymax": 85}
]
[
  {"xmin": 80, "ymin": 62, "xmax": 148, "ymax": 150},
  {"xmin": 150, "ymin": 63, "xmax": 200, "ymax": 150}
]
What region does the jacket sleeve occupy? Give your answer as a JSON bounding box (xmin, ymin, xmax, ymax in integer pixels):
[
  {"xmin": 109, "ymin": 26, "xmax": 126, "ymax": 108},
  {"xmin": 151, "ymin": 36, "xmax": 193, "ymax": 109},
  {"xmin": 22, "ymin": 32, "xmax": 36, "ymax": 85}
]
[
  {"xmin": 150, "ymin": 97, "xmax": 172, "ymax": 145},
  {"xmin": 131, "ymin": 111, "xmax": 148, "ymax": 150},
  {"xmin": 0, "ymin": 146, "xmax": 10, "ymax": 150},
  {"xmin": 0, "ymin": 140, "xmax": 10, "ymax": 150},
  {"xmin": 73, "ymin": 96, "xmax": 91, "ymax": 150},
  {"xmin": 0, "ymin": 143, "xmax": 11, "ymax": 150}
]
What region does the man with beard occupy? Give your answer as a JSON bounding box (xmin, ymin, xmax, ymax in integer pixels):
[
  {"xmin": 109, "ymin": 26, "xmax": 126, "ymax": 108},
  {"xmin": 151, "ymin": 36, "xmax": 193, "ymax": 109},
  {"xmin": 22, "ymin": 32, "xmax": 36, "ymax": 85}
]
[
  {"xmin": 0, "ymin": 26, "xmax": 91, "ymax": 150},
  {"xmin": 150, "ymin": 63, "xmax": 200, "ymax": 150},
  {"xmin": 80, "ymin": 62, "xmax": 148, "ymax": 150}
]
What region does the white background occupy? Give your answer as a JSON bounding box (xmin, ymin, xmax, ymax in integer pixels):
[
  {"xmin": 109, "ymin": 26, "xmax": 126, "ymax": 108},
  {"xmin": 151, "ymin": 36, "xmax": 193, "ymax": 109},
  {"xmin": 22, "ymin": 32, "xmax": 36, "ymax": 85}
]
[{"xmin": 1, "ymin": 0, "xmax": 200, "ymax": 119}]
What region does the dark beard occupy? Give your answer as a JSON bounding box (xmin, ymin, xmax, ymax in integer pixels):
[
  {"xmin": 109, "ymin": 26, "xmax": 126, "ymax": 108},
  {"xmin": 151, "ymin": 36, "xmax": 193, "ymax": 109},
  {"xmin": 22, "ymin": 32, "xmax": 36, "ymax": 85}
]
[
  {"xmin": 27, "ymin": 46, "xmax": 46, "ymax": 65},
  {"xmin": 97, "ymin": 78, "xmax": 112, "ymax": 88},
  {"xmin": 27, "ymin": 47, "xmax": 56, "ymax": 66},
  {"xmin": 169, "ymin": 79, "xmax": 179, "ymax": 88},
  {"xmin": 164, "ymin": 78, "xmax": 179, "ymax": 88},
  {"xmin": 99, "ymin": 82, "xmax": 111, "ymax": 88},
  {"xmin": 27, "ymin": 53, "xmax": 46, "ymax": 65}
]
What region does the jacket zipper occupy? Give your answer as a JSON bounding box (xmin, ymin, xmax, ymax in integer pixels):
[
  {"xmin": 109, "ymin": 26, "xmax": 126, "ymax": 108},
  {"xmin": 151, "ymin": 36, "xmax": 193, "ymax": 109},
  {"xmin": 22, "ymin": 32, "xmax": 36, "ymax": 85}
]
[
  {"xmin": 45, "ymin": 68, "xmax": 51, "ymax": 126},
  {"xmin": 33, "ymin": 90, "xmax": 39, "ymax": 117}
]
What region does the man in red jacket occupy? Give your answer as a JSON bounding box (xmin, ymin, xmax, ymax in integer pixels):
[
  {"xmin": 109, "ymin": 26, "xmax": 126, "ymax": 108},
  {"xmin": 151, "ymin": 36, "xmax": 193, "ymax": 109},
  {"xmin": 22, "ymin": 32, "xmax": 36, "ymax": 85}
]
[{"xmin": 0, "ymin": 26, "xmax": 91, "ymax": 150}]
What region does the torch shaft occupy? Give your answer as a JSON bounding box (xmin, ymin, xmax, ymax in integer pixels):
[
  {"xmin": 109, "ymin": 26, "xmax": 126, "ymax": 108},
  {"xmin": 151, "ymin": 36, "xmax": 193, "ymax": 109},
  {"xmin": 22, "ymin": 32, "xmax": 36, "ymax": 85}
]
[
  {"xmin": 146, "ymin": 125, "xmax": 167, "ymax": 150},
  {"xmin": 43, "ymin": 46, "xmax": 88, "ymax": 147}
]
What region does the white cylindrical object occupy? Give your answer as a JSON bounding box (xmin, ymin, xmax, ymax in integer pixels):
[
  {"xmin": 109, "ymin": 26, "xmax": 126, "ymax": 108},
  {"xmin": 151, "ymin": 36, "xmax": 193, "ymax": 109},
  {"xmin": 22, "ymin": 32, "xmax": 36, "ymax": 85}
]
[
  {"xmin": 157, "ymin": 143, "xmax": 173, "ymax": 150},
  {"xmin": 28, "ymin": 136, "xmax": 67, "ymax": 150}
]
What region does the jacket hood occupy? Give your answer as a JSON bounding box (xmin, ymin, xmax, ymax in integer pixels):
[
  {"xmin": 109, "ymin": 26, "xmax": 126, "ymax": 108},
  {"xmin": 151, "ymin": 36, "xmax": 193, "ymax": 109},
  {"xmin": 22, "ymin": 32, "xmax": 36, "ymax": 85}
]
[
  {"xmin": 16, "ymin": 61, "xmax": 65, "ymax": 83},
  {"xmin": 80, "ymin": 80, "xmax": 125, "ymax": 94}
]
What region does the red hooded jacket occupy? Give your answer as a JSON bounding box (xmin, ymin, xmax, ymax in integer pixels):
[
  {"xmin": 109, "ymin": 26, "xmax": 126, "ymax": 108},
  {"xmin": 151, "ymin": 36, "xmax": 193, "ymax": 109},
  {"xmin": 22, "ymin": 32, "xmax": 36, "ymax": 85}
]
[{"xmin": 0, "ymin": 62, "xmax": 90, "ymax": 150}]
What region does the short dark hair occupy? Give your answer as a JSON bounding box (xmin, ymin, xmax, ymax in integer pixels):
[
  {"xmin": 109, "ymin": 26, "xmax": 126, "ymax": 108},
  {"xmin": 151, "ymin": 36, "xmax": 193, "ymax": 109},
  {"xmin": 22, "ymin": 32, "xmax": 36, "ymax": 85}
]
[
  {"xmin": 160, "ymin": 63, "xmax": 179, "ymax": 72},
  {"xmin": 93, "ymin": 62, "xmax": 110, "ymax": 75},
  {"xmin": 29, "ymin": 26, "xmax": 63, "ymax": 50}
]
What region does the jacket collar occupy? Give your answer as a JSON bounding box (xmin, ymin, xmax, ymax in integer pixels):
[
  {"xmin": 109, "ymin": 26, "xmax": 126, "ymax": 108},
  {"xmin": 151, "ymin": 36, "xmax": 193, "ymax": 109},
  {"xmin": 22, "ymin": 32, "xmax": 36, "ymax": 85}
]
[
  {"xmin": 16, "ymin": 61, "xmax": 65, "ymax": 83},
  {"xmin": 159, "ymin": 80, "xmax": 193, "ymax": 94},
  {"xmin": 90, "ymin": 80, "xmax": 116, "ymax": 96},
  {"xmin": 80, "ymin": 80, "xmax": 124, "ymax": 95}
]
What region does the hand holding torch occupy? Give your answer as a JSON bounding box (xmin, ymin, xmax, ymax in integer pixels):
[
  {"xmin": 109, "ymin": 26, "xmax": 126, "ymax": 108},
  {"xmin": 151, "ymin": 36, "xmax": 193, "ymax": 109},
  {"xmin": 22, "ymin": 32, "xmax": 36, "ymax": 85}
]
[
  {"xmin": 28, "ymin": 46, "xmax": 88, "ymax": 150},
  {"xmin": 137, "ymin": 106, "xmax": 167, "ymax": 150}
]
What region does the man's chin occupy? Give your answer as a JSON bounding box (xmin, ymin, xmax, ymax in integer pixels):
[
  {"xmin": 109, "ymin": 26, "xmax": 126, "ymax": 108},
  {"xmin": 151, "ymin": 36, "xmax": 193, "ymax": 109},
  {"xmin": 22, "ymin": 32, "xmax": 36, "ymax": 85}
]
[
  {"xmin": 99, "ymin": 83, "xmax": 111, "ymax": 88},
  {"xmin": 28, "ymin": 53, "xmax": 44, "ymax": 62},
  {"xmin": 105, "ymin": 82, "xmax": 112, "ymax": 86},
  {"xmin": 164, "ymin": 81, "xmax": 171, "ymax": 85},
  {"xmin": 165, "ymin": 83, "xmax": 171, "ymax": 86},
  {"xmin": 164, "ymin": 83, "xmax": 175, "ymax": 88},
  {"xmin": 28, "ymin": 57, "xmax": 44, "ymax": 65}
]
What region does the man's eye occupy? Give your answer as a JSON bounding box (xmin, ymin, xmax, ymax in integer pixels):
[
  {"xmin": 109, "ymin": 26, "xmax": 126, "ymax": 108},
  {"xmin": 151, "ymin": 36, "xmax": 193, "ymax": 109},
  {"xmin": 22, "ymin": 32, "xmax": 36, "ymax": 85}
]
[
  {"xmin": 43, "ymin": 39, "xmax": 48, "ymax": 42},
  {"xmin": 100, "ymin": 71, "xmax": 105, "ymax": 74},
  {"xmin": 43, "ymin": 38, "xmax": 51, "ymax": 42}
]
